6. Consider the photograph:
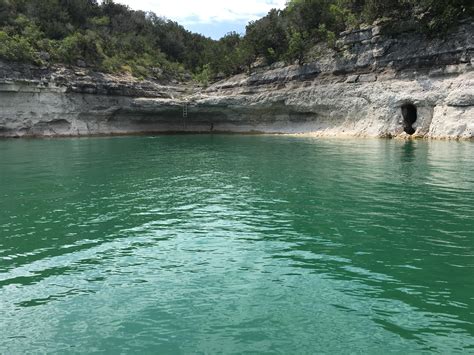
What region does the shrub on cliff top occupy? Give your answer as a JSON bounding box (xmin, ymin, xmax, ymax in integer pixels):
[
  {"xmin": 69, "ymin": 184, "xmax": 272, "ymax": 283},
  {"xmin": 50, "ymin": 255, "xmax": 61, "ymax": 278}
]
[{"xmin": 0, "ymin": 31, "xmax": 37, "ymax": 63}]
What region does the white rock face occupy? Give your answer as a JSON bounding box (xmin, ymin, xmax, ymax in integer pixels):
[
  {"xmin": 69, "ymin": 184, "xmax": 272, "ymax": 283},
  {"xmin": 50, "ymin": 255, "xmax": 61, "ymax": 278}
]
[
  {"xmin": 1, "ymin": 70, "xmax": 472, "ymax": 139},
  {"xmin": 189, "ymin": 70, "xmax": 473, "ymax": 139}
]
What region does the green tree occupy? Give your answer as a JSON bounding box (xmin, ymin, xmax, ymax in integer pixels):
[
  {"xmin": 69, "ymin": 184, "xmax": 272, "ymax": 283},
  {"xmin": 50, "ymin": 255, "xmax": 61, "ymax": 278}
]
[
  {"xmin": 245, "ymin": 9, "xmax": 289, "ymax": 64},
  {"xmin": 286, "ymin": 30, "xmax": 306, "ymax": 64}
]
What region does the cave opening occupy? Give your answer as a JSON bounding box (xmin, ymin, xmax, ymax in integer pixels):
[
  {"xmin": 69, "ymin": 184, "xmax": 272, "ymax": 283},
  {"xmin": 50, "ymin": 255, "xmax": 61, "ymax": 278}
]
[{"xmin": 401, "ymin": 103, "xmax": 417, "ymax": 135}]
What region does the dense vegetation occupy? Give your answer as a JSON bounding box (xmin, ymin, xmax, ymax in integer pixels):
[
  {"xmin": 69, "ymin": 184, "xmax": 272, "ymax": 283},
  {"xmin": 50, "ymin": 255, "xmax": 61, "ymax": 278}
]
[
  {"xmin": 0, "ymin": 0, "xmax": 472, "ymax": 82},
  {"xmin": 245, "ymin": 0, "xmax": 474, "ymax": 66}
]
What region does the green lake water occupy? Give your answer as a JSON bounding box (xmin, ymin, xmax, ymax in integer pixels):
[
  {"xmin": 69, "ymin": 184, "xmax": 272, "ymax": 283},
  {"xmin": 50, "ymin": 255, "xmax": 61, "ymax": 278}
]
[{"xmin": 0, "ymin": 135, "xmax": 473, "ymax": 353}]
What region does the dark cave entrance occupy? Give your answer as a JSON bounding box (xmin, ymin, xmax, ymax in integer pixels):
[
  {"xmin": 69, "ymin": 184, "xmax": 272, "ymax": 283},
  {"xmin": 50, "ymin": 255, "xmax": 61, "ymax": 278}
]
[{"xmin": 401, "ymin": 103, "xmax": 417, "ymax": 135}]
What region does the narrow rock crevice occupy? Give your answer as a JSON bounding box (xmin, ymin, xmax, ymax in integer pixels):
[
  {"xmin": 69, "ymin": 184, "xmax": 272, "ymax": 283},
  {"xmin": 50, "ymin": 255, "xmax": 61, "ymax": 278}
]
[{"xmin": 401, "ymin": 103, "xmax": 418, "ymax": 135}]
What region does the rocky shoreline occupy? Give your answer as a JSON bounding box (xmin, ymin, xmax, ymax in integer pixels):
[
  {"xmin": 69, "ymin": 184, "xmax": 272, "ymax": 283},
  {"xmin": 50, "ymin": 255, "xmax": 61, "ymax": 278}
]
[{"xmin": 1, "ymin": 19, "xmax": 473, "ymax": 139}]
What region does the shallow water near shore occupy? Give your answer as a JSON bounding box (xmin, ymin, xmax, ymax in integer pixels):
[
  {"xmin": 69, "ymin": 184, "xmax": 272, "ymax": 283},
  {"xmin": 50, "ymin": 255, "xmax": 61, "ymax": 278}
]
[{"xmin": 1, "ymin": 135, "xmax": 473, "ymax": 353}]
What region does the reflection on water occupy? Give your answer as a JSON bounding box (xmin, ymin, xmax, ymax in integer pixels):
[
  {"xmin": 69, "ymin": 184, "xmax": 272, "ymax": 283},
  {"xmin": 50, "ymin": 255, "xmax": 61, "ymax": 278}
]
[
  {"xmin": 401, "ymin": 139, "xmax": 416, "ymax": 162},
  {"xmin": 0, "ymin": 136, "xmax": 473, "ymax": 353}
]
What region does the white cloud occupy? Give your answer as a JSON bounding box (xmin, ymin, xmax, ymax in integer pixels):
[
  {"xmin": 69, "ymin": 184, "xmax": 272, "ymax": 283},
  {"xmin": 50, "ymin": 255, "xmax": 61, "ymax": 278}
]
[{"xmin": 114, "ymin": 0, "xmax": 287, "ymax": 25}]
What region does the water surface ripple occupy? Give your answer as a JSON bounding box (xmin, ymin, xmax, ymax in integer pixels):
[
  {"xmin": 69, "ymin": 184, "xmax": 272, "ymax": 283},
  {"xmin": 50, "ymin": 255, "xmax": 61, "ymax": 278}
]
[{"xmin": 1, "ymin": 136, "xmax": 473, "ymax": 353}]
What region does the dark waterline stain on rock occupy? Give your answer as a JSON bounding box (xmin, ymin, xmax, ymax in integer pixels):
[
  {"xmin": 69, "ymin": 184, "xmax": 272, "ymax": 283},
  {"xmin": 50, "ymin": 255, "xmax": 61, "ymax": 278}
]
[{"xmin": 401, "ymin": 103, "xmax": 417, "ymax": 135}]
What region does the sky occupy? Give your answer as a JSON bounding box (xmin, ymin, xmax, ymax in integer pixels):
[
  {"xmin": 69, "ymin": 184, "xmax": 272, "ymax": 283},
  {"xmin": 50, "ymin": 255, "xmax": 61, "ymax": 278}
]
[{"xmin": 114, "ymin": 0, "xmax": 287, "ymax": 39}]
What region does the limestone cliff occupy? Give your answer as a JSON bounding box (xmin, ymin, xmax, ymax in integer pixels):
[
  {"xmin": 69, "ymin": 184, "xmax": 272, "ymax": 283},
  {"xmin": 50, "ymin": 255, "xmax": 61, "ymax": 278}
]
[{"xmin": 0, "ymin": 19, "xmax": 473, "ymax": 139}]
